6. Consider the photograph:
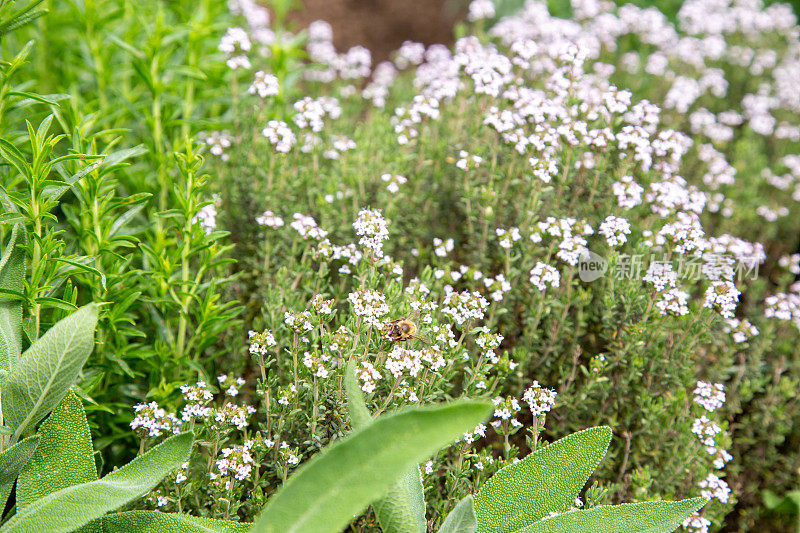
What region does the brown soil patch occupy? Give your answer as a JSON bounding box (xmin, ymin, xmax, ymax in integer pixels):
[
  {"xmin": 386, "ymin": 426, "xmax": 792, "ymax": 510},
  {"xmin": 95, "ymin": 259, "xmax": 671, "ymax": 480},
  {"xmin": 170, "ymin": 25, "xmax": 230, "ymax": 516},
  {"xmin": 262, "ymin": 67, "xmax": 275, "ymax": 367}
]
[{"xmin": 290, "ymin": 0, "xmax": 464, "ymax": 63}]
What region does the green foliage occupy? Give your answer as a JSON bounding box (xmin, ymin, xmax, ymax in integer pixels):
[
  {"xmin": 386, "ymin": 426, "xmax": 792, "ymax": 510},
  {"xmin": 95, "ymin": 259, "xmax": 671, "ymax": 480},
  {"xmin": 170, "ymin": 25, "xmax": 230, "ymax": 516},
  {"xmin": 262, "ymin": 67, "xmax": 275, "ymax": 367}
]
[
  {"xmin": 373, "ymin": 468, "xmax": 427, "ymax": 533},
  {"xmin": 15, "ymin": 390, "xmax": 97, "ymax": 509},
  {"xmin": 0, "ymin": 0, "xmax": 241, "ymax": 462},
  {"xmin": 251, "ymin": 400, "xmax": 493, "ymax": 533},
  {"xmin": 0, "ymin": 223, "xmax": 24, "ymax": 372},
  {"xmin": 438, "ymin": 496, "xmax": 478, "ymax": 533},
  {"xmin": 0, "ymin": 431, "xmax": 194, "ymax": 533},
  {"xmin": 0, "ymin": 434, "xmax": 38, "ymax": 510},
  {"xmin": 0, "ymin": 0, "xmax": 47, "ymax": 39},
  {"xmin": 0, "ymin": 303, "xmax": 98, "ymax": 443},
  {"xmin": 474, "ymin": 427, "xmax": 613, "ymax": 533},
  {"xmin": 96, "ymin": 511, "xmax": 251, "ymax": 533},
  {"xmin": 762, "ymin": 489, "xmax": 800, "ymax": 532},
  {"xmin": 137, "ymin": 144, "xmax": 239, "ymax": 377},
  {"xmin": 511, "ymin": 498, "xmax": 708, "ymax": 533}
]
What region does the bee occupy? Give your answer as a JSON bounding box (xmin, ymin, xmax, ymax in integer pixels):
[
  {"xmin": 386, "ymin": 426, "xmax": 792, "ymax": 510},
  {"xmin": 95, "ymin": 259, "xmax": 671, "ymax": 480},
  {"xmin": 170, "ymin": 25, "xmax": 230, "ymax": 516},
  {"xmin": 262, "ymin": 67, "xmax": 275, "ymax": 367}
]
[{"xmin": 383, "ymin": 317, "xmax": 426, "ymax": 343}]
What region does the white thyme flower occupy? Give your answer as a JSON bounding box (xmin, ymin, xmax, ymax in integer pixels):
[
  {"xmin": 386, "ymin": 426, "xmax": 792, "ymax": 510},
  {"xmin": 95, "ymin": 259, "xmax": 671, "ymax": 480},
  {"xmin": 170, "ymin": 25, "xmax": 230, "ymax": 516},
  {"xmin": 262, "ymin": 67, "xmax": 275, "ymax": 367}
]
[
  {"xmin": 249, "ymin": 71, "xmax": 279, "ymax": 97},
  {"xmin": 353, "ymin": 208, "xmax": 389, "ymax": 257},
  {"xmin": 693, "ymin": 381, "xmax": 726, "ymax": 412},
  {"xmin": 523, "ymin": 381, "xmax": 557, "ymax": 416},
  {"xmin": 467, "ymin": 0, "xmax": 495, "ymax": 21},
  {"xmin": 348, "ymin": 289, "xmax": 389, "ymax": 328},
  {"xmin": 529, "ymin": 262, "xmax": 560, "ymax": 291},
  {"xmin": 599, "ymin": 215, "xmax": 631, "ymax": 247}
]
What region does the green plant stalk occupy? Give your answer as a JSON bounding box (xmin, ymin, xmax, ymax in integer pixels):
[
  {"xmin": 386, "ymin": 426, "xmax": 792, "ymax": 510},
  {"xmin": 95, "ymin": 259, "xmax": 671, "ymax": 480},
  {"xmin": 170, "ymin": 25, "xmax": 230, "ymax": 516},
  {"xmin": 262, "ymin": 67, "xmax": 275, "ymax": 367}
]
[
  {"xmin": 182, "ymin": 41, "xmax": 197, "ymax": 144},
  {"xmin": 30, "ymin": 161, "xmax": 41, "ymax": 337},
  {"xmin": 311, "ymin": 375, "xmax": 318, "ymax": 439},
  {"xmin": 150, "ymin": 55, "xmax": 168, "ymax": 213},
  {"xmin": 176, "ymin": 163, "xmax": 195, "ymax": 360},
  {"xmin": 0, "ymin": 70, "xmax": 9, "ymax": 125},
  {"xmin": 85, "ymin": 9, "xmax": 109, "ymax": 114}
]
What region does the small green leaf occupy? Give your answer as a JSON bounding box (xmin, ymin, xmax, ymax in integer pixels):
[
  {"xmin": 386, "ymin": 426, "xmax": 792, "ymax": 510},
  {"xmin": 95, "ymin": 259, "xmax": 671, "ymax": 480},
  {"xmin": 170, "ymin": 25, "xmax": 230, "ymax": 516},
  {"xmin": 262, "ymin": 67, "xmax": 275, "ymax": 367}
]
[
  {"xmin": 0, "ymin": 213, "xmax": 25, "ymax": 225},
  {"xmin": 0, "ymin": 435, "xmax": 39, "ymax": 511},
  {"xmin": 345, "ymin": 358, "xmax": 372, "ymax": 429},
  {"xmin": 34, "ymin": 296, "xmax": 78, "ymax": 311},
  {"xmin": 99, "ymin": 145, "xmax": 147, "ymax": 169},
  {"xmin": 373, "ymin": 467, "xmax": 427, "ymax": 533},
  {"xmin": 510, "ymin": 498, "xmax": 708, "ymax": 533},
  {"xmin": 474, "ymin": 426, "xmax": 612, "ymax": 533},
  {"xmin": 42, "ymin": 159, "xmax": 103, "ymax": 203},
  {"xmin": 0, "ymin": 223, "xmax": 25, "ymax": 372},
  {"xmin": 0, "ymin": 139, "xmax": 30, "ymax": 180},
  {"xmin": 438, "ymin": 496, "xmax": 478, "ymax": 533},
  {"xmin": 251, "ymin": 400, "xmax": 492, "ymax": 533},
  {"xmin": 0, "ymin": 432, "xmax": 194, "ymax": 533},
  {"xmin": 0, "ymin": 0, "xmax": 48, "ymax": 38},
  {"xmin": 2, "ymin": 303, "xmax": 99, "ymax": 442},
  {"xmin": 6, "ymin": 91, "xmax": 60, "ymax": 105},
  {"xmin": 16, "ymin": 390, "xmax": 98, "ymax": 509},
  {"xmin": 97, "ymin": 511, "xmax": 250, "ymax": 532},
  {"xmin": 50, "ymin": 257, "xmax": 106, "ymax": 290}
]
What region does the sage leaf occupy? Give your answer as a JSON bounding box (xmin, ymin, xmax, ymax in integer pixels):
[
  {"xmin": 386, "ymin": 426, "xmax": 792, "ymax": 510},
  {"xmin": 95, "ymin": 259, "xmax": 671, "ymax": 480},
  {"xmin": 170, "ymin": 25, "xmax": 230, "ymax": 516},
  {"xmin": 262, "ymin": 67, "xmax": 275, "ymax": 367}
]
[
  {"xmin": 16, "ymin": 390, "xmax": 97, "ymax": 509},
  {"xmin": 438, "ymin": 496, "xmax": 478, "ymax": 533},
  {"xmin": 2, "ymin": 303, "xmax": 98, "ymax": 442},
  {"xmin": 0, "ymin": 431, "xmax": 193, "ymax": 533},
  {"xmin": 509, "ymin": 498, "xmax": 708, "ymax": 533},
  {"xmin": 97, "ymin": 511, "xmax": 251, "ymax": 532},
  {"xmin": 344, "ymin": 357, "xmax": 372, "ymax": 429},
  {"xmin": 251, "ymin": 400, "xmax": 492, "ymax": 533},
  {"xmin": 0, "ymin": 434, "xmax": 39, "ymax": 511},
  {"xmin": 346, "ymin": 357, "xmax": 426, "ymax": 533},
  {"xmin": 373, "ymin": 467, "xmax": 427, "ymax": 533},
  {"xmin": 474, "ymin": 426, "xmax": 612, "ymax": 533},
  {"xmin": 0, "ymin": 223, "xmax": 25, "ymax": 372}
]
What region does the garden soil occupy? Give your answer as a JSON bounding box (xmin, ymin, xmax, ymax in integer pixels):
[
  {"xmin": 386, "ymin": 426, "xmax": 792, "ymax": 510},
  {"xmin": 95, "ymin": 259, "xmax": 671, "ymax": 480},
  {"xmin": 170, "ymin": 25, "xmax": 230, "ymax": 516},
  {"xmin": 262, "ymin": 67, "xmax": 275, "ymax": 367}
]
[{"xmin": 290, "ymin": 0, "xmax": 463, "ymax": 62}]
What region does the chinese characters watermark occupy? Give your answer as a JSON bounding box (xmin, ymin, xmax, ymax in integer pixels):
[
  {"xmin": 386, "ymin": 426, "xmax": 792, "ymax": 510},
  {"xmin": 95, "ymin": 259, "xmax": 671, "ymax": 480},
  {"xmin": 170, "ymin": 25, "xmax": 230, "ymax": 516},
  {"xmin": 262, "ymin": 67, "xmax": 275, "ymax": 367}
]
[{"xmin": 578, "ymin": 251, "xmax": 760, "ymax": 283}]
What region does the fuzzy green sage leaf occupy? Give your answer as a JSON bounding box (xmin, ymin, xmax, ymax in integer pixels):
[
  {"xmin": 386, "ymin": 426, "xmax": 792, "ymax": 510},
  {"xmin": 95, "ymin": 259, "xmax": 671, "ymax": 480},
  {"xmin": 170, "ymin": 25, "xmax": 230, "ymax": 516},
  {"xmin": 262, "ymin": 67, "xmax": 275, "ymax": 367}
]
[
  {"xmin": 0, "ymin": 434, "xmax": 39, "ymax": 511},
  {"xmin": 251, "ymin": 400, "xmax": 492, "ymax": 533},
  {"xmin": 16, "ymin": 389, "xmax": 97, "ymax": 509},
  {"xmin": 1, "ymin": 303, "xmax": 98, "ymax": 443},
  {"xmin": 438, "ymin": 495, "xmax": 478, "ymax": 533},
  {"xmin": 97, "ymin": 510, "xmax": 251, "ymax": 532},
  {"xmin": 0, "ymin": 431, "xmax": 194, "ymax": 533},
  {"xmin": 510, "ymin": 498, "xmax": 708, "ymax": 533},
  {"xmin": 474, "ymin": 426, "xmax": 612, "ymax": 533}
]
